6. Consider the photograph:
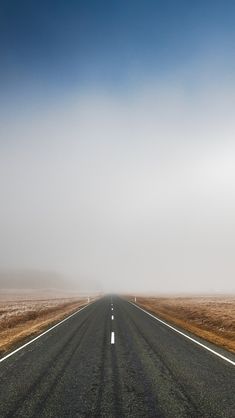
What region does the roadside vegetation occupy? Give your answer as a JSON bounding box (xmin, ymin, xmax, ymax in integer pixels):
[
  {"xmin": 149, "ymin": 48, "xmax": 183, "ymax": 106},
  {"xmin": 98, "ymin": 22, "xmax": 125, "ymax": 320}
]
[
  {"xmin": 0, "ymin": 297, "xmax": 90, "ymax": 355},
  {"xmin": 129, "ymin": 296, "xmax": 235, "ymax": 353}
]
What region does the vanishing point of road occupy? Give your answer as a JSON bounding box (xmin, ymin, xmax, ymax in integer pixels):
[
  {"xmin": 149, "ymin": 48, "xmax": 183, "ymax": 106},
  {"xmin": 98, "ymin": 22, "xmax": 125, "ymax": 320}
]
[{"xmin": 0, "ymin": 296, "xmax": 234, "ymax": 417}]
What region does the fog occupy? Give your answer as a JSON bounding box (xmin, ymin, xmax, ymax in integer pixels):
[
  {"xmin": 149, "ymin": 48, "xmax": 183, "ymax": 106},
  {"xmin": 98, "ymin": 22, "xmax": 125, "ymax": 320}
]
[{"xmin": 1, "ymin": 80, "xmax": 235, "ymax": 294}]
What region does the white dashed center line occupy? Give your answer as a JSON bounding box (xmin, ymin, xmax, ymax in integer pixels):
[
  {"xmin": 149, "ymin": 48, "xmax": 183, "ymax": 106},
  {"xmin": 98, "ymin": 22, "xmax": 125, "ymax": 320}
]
[
  {"xmin": 111, "ymin": 332, "xmax": 115, "ymax": 344},
  {"xmin": 111, "ymin": 315, "xmax": 114, "ymax": 320}
]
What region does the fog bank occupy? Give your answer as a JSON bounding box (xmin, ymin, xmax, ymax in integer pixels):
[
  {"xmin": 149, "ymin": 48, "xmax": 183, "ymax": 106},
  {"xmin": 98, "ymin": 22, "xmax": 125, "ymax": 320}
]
[{"xmin": 1, "ymin": 81, "xmax": 235, "ymax": 294}]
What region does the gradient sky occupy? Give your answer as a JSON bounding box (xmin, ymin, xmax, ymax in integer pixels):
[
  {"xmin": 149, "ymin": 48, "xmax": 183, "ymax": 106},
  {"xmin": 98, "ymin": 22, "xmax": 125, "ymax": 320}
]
[
  {"xmin": 1, "ymin": 1, "xmax": 235, "ymax": 293},
  {"xmin": 1, "ymin": 0, "xmax": 235, "ymax": 95}
]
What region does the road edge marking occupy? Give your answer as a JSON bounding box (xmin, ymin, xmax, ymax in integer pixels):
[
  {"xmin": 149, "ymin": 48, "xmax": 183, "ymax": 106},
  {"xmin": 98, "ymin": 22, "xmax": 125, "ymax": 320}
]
[
  {"xmin": 130, "ymin": 302, "xmax": 235, "ymax": 367},
  {"xmin": 0, "ymin": 302, "xmax": 93, "ymax": 365}
]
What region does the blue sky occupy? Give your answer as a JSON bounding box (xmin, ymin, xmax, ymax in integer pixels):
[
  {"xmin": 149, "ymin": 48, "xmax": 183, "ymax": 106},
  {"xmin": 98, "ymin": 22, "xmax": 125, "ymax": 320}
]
[
  {"xmin": 1, "ymin": 0, "xmax": 235, "ymax": 97},
  {"xmin": 1, "ymin": 1, "xmax": 235, "ymax": 293}
]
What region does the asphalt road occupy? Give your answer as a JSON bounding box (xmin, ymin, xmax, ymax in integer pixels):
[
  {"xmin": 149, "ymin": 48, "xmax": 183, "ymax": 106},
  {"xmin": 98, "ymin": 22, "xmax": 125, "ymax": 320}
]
[{"xmin": 0, "ymin": 296, "xmax": 234, "ymax": 417}]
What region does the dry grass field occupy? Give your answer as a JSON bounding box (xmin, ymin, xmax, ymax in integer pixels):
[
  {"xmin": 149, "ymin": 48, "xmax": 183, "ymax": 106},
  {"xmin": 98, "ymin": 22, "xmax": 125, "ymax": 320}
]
[
  {"xmin": 130, "ymin": 296, "xmax": 235, "ymax": 353},
  {"xmin": 0, "ymin": 296, "xmax": 90, "ymax": 355}
]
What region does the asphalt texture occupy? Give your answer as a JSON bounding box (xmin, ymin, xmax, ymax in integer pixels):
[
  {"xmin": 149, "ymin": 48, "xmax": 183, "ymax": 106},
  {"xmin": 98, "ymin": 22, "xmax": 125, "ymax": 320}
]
[{"xmin": 0, "ymin": 296, "xmax": 234, "ymax": 417}]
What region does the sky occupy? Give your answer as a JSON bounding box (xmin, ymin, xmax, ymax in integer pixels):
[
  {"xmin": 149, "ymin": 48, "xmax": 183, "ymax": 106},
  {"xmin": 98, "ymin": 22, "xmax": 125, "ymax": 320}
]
[{"xmin": 1, "ymin": 1, "xmax": 235, "ymax": 294}]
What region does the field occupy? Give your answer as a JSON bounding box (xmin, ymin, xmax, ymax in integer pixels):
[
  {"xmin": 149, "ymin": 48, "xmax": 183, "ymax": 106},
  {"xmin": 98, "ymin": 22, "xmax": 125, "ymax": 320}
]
[
  {"xmin": 130, "ymin": 296, "xmax": 235, "ymax": 353},
  {"xmin": 0, "ymin": 296, "xmax": 90, "ymax": 355}
]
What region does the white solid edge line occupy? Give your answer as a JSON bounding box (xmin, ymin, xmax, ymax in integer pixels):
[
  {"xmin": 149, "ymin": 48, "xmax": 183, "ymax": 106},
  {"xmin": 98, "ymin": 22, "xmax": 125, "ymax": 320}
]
[
  {"xmin": 0, "ymin": 302, "xmax": 92, "ymax": 365},
  {"xmin": 111, "ymin": 331, "xmax": 115, "ymax": 344},
  {"xmin": 130, "ymin": 302, "xmax": 235, "ymax": 367}
]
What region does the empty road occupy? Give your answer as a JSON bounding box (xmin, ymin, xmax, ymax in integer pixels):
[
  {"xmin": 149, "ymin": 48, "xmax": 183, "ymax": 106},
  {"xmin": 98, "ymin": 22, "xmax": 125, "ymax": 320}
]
[{"xmin": 0, "ymin": 297, "xmax": 234, "ymax": 417}]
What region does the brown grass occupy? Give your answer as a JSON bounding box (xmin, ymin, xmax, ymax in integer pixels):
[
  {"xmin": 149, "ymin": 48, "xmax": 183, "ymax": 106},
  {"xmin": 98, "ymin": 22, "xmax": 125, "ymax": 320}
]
[
  {"xmin": 129, "ymin": 296, "xmax": 235, "ymax": 353},
  {"xmin": 0, "ymin": 297, "xmax": 92, "ymax": 355}
]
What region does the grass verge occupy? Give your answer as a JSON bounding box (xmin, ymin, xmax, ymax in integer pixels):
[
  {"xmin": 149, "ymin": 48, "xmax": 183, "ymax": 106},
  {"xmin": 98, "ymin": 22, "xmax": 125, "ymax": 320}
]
[
  {"xmin": 0, "ymin": 297, "xmax": 90, "ymax": 355},
  {"xmin": 129, "ymin": 296, "xmax": 235, "ymax": 354}
]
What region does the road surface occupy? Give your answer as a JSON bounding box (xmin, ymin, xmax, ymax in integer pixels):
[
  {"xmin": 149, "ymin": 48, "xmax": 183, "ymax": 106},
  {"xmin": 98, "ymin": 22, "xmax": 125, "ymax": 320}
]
[{"xmin": 0, "ymin": 296, "xmax": 234, "ymax": 417}]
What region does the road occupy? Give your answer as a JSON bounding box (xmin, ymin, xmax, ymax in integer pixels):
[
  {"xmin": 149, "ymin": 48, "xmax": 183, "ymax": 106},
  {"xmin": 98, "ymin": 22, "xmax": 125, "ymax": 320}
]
[{"xmin": 0, "ymin": 296, "xmax": 234, "ymax": 417}]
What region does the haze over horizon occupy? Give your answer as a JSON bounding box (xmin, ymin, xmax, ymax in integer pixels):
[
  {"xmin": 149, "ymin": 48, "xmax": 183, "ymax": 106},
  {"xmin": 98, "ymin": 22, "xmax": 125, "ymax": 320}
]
[{"xmin": 1, "ymin": 1, "xmax": 235, "ymax": 294}]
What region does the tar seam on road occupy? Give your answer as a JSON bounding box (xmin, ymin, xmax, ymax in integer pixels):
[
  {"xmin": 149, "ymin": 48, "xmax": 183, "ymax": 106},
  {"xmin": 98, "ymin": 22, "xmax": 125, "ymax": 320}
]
[
  {"xmin": 130, "ymin": 302, "xmax": 235, "ymax": 367},
  {"xmin": 0, "ymin": 302, "xmax": 92, "ymax": 365},
  {"xmin": 111, "ymin": 332, "xmax": 115, "ymax": 344}
]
